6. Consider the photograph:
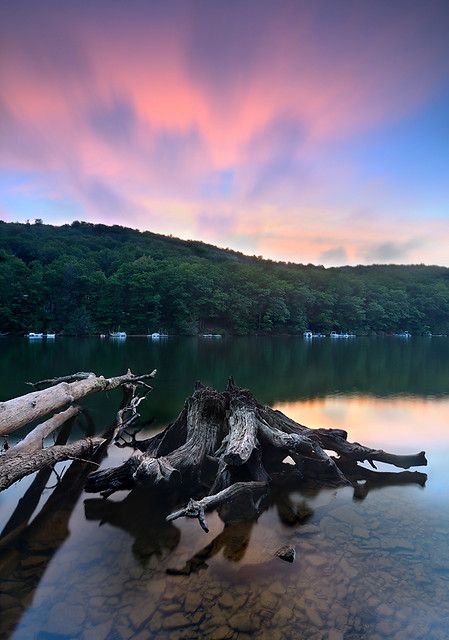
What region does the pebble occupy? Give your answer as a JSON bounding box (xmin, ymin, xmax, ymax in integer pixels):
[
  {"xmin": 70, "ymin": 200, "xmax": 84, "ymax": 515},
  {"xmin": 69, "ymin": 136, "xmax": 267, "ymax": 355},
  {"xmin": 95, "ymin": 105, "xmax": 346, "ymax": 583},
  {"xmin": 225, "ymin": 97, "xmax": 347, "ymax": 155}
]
[
  {"xmin": 228, "ymin": 612, "xmax": 258, "ymax": 632},
  {"xmin": 218, "ymin": 592, "xmax": 234, "ymax": 608},
  {"xmin": 162, "ymin": 612, "xmax": 192, "ymax": 629},
  {"xmin": 275, "ymin": 545, "xmax": 296, "ymax": 562}
]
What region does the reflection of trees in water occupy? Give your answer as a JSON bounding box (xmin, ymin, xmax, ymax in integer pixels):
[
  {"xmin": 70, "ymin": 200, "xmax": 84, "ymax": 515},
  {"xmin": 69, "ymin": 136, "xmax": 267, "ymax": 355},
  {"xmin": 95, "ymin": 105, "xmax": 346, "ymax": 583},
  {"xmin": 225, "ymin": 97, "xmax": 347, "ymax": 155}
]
[{"xmin": 2, "ymin": 338, "xmax": 449, "ymax": 432}]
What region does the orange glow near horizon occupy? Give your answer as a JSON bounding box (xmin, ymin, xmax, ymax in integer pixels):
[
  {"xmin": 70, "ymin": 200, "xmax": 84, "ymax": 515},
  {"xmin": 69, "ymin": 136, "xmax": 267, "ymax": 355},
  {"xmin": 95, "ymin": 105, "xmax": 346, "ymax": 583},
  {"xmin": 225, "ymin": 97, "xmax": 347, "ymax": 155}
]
[
  {"xmin": 1, "ymin": 1, "xmax": 449, "ymax": 264},
  {"xmin": 273, "ymin": 396, "xmax": 449, "ymax": 452}
]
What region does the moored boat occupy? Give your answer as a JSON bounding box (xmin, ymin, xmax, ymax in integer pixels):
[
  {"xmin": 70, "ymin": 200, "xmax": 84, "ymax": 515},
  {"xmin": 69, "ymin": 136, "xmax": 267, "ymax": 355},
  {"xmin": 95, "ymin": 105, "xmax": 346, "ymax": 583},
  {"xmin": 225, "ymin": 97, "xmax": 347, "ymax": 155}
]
[{"xmin": 110, "ymin": 331, "xmax": 127, "ymax": 339}]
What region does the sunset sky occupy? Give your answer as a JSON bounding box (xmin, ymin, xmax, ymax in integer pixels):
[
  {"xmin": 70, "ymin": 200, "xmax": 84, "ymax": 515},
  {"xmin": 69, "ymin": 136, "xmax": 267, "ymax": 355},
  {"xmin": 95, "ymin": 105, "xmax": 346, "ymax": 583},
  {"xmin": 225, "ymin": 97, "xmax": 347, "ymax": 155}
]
[{"xmin": 1, "ymin": 0, "xmax": 448, "ymax": 266}]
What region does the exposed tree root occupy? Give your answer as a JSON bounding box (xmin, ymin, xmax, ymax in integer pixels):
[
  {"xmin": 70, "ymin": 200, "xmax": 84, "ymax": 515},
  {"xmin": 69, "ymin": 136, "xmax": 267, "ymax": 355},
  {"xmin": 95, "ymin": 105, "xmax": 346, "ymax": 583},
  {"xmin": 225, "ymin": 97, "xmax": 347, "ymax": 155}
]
[{"xmin": 85, "ymin": 379, "xmax": 427, "ymax": 531}]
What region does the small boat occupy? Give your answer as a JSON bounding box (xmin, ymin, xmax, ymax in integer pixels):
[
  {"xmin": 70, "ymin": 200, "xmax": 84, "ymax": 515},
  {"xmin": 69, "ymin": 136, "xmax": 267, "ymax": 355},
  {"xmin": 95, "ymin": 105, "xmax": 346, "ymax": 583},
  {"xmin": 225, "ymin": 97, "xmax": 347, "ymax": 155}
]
[
  {"xmin": 330, "ymin": 331, "xmax": 356, "ymax": 339},
  {"xmin": 27, "ymin": 332, "xmax": 43, "ymax": 339},
  {"xmin": 148, "ymin": 331, "xmax": 169, "ymax": 339},
  {"xmin": 201, "ymin": 333, "xmax": 222, "ymax": 338},
  {"xmin": 100, "ymin": 334, "xmax": 106, "ymax": 339},
  {"xmin": 46, "ymin": 333, "xmax": 55, "ymax": 339},
  {"xmin": 304, "ymin": 331, "xmax": 326, "ymax": 339},
  {"xmin": 394, "ymin": 331, "xmax": 411, "ymax": 338},
  {"xmin": 110, "ymin": 331, "xmax": 127, "ymax": 339}
]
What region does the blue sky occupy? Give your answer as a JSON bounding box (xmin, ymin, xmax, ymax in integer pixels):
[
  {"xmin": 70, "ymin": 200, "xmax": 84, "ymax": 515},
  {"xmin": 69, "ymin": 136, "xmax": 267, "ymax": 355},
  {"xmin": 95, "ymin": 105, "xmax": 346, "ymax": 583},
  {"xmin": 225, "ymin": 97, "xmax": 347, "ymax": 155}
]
[{"xmin": 1, "ymin": 0, "xmax": 448, "ymax": 265}]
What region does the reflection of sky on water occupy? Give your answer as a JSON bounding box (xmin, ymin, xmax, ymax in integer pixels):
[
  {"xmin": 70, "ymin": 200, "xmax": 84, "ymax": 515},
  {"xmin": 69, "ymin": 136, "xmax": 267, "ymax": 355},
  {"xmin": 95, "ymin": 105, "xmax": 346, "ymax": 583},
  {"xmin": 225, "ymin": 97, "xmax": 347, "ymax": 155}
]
[
  {"xmin": 2, "ymin": 339, "xmax": 449, "ymax": 639},
  {"xmin": 275, "ymin": 396, "xmax": 449, "ymax": 503}
]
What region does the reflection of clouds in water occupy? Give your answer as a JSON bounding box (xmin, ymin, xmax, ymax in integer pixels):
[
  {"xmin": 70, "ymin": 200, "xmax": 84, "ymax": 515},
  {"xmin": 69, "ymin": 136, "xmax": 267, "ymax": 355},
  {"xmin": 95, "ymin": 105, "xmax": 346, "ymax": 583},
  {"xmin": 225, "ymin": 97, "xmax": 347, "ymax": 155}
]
[
  {"xmin": 275, "ymin": 396, "xmax": 449, "ymax": 506},
  {"xmin": 274, "ymin": 396, "xmax": 449, "ymax": 451}
]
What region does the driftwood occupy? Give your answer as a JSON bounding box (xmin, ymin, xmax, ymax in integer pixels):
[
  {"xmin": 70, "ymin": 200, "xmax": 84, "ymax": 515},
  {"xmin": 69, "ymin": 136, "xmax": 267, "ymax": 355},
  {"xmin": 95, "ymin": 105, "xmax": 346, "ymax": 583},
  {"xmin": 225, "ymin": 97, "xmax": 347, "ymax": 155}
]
[
  {"xmin": 0, "ymin": 437, "xmax": 104, "ymax": 491},
  {"xmin": 0, "ymin": 369, "xmax": 156, "ymax": 492},
  {"xmin": 86, "ymin": 379, "xmax": 427, "ymax": 531},
  {"xmin": 3, "ymin": 405, "xmax": 80, "ymax": 456},
  {"xmin": 0, "ymin": 368, "xmax": 156, "ymax": 436}
]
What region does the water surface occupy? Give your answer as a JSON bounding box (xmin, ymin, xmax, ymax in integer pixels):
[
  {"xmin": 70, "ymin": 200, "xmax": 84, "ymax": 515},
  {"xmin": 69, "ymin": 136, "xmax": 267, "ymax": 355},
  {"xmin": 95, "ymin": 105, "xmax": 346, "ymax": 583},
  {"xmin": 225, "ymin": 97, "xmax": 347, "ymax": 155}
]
[{"xmin": 1, "ymin": 337, "xmax": 449, "ymax": 639}]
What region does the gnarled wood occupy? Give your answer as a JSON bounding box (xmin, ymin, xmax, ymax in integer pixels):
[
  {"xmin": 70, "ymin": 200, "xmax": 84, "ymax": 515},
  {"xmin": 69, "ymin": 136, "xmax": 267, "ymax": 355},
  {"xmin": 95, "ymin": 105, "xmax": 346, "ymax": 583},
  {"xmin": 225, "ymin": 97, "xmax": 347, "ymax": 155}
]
[
  {"xmin": 85, "ymin": 379, "xmax": 427, "ymax": 532},
  {"xmin": 0, "ymin": 437, "xmax": 105, "ymax": 491},
  {"xmin": 3, "ymin": 406, "xmax": 80, "ymax": 457},
  {"xmin": 167, "ymin": 481, "xmax": 268, "ymax": 532},
  {"xmin": 86, "ymin": 385, "xmax": 226, "ymax": 495},
  {"xmin": 0, "ymin": 368, "xmax": 156, "ymax": 436},
  {"xmin": 224, "ymin": 404, "xmax": 258, "ymax": 466}
]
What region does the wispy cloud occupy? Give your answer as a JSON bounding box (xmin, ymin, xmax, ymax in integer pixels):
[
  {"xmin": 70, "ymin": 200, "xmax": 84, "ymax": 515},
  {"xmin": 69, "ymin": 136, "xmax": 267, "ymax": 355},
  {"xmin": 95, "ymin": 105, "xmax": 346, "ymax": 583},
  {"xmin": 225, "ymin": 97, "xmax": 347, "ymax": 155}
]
[{"xmin": 0, "ymin": 0, "xmax": 449, "ymax": 264}]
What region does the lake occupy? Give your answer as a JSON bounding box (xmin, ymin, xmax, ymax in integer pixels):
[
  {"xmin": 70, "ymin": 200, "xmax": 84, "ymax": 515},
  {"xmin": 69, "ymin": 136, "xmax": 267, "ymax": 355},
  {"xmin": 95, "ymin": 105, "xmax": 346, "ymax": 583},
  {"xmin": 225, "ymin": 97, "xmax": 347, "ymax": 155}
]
[{"xmin": 1, "ymin": 336, "xmax": 449, "ymax": 640}]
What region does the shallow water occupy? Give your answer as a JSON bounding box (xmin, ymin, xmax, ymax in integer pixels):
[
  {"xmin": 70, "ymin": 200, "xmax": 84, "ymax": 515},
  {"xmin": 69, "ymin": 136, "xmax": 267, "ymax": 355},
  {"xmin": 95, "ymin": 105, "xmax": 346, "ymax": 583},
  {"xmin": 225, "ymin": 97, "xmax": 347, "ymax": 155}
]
[{"xmin": 1, "ymin": 337, "xmax": 449, "ymax": 639}]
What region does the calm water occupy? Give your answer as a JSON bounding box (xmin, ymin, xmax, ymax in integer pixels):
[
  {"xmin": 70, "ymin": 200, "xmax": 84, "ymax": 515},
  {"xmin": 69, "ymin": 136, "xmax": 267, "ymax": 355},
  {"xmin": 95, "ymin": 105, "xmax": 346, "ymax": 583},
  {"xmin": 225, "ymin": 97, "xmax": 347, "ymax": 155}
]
[{"xmin": 1, "ymin": 337, "xmax": 449, "ymax": 640}]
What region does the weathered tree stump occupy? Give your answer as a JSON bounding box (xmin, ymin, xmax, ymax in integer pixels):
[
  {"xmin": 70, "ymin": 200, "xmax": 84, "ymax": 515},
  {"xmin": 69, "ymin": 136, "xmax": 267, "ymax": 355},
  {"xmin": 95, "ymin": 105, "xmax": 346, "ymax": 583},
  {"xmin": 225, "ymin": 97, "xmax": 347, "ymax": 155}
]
[{"xmin": 85, "ymin": 378, "xmax": 428, "ymax": 531}]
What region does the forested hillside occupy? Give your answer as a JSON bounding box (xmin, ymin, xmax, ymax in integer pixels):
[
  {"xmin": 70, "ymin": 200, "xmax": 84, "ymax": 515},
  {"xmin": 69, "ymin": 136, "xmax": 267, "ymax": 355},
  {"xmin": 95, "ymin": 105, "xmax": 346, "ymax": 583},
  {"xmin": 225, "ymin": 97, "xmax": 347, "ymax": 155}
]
[{"xmin": 1, "ymin": 220, "xmax": 449, "ymax": 335}]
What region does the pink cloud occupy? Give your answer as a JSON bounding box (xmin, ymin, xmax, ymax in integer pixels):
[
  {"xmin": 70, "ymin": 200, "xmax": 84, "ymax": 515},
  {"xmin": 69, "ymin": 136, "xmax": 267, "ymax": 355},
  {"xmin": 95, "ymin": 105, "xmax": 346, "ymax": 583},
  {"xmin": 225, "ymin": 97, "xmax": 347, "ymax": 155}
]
[{"xmin": 1, "ymin": 1, "xmax": 449, "ymax": 265}]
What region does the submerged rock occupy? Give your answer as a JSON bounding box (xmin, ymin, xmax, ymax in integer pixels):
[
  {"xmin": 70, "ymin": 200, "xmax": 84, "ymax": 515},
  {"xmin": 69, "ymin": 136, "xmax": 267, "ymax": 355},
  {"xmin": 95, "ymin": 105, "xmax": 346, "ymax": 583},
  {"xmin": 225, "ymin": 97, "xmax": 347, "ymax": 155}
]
[
  {"xmin": 228, "ymin": 612, "xmax": 258, "ymax": 632},
  {"xmin": 275, "ymin": 545, "xmax": 296, "ymax": 562},
  {"xmin": 162, "ymin": 612, "xmax": 191, "ymax": 629}
]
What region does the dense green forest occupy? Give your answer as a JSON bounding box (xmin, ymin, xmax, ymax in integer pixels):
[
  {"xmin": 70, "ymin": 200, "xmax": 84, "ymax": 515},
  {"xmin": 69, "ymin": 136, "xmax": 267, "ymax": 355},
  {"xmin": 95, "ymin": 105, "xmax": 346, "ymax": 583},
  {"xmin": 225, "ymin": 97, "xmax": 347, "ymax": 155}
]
[{"xmin": 1, "ymin": 220, "xmax": 449, "ymax": 335}]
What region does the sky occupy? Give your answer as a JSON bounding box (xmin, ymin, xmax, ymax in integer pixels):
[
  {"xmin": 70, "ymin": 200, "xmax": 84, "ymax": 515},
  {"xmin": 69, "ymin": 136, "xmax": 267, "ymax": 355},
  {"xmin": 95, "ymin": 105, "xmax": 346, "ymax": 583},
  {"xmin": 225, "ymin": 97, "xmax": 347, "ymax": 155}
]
[{"xmin": 1, "ymin": 0, "xmax": 448, "ymax": 266}]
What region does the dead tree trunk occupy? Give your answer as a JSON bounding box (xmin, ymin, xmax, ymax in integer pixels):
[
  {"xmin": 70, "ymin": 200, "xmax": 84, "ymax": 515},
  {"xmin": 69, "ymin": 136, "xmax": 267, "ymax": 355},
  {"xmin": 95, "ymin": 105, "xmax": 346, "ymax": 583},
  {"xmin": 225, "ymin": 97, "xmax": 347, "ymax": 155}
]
[
  {"xmin": 0, "ymin": 437, "xmax": 105, "ymax": 491},
  {"xmin": 0, "ymin": 369, "xmax": 156, "ymax": 436},
  {"xmin": 86, "ymin": 379, "xmax": 427, "ymax": 531},
  {"xmin": 0, "ymin": 369, "xmax": 155, "ymax": 492}
]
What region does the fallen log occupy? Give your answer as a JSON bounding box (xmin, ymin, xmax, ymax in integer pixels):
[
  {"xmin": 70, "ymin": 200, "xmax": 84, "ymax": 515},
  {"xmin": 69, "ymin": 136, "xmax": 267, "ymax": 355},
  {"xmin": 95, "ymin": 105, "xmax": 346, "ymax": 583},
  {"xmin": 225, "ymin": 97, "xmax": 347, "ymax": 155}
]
[
  {"xmin": 0, "ymin": 437, "xmax": 105, "ymax": 491},
  {"xmin": 0, "ymin": 368, "xmax": 156, "ymax": 436},
  {"xmin": 0, "ymin": 369, "xmax": 155, "ymax": 493},
  {"xmin": 85, "ymin": 379, "xmax": 428, "ymax": 531},
  {"xmin": 3, "ymin": 406, "xmax": 80, "ymax": 457}
]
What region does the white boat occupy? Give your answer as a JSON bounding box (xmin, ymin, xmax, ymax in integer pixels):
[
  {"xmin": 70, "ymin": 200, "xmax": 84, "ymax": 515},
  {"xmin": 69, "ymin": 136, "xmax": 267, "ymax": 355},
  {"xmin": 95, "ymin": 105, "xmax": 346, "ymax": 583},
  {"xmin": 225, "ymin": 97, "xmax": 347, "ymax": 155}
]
[
  {"xmin": 27, "ymin": 332, "xmax": 43, "ymax": 339},
  {"xmin": 201, "ymin": 333, "xmax": 222, "ymax": 338},
  {"xmin": 303, "ymin": 331, "xmax": 313, "ymax": 339},
  {"xmin": 46, "ymin": 333, "xmax": 55, "ymax": 339},
  {"xmin": 100, "ymin": 334, "xmax": 106, "ymax": 338},
  {"xmin": 148, "ymin": 332, "xmax": 169, "ymax": 339},
  {"xmin": 331, "ymin": 331, "xmax": 356, "ymax": 339},
  {"xmin": 110, "ymin": 331, "xmax": 127, "ymax": 339},
  {"xmin": 394, "ymin": 331, "xmax": 411, "ymax": 338}
]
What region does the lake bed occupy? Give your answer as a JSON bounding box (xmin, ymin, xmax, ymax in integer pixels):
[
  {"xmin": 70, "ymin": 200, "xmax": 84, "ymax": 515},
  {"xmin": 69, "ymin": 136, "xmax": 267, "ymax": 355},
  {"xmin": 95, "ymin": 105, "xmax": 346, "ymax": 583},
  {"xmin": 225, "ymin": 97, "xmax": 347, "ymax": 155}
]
[{"xmin": 1, "ymin": 337, "xmax": 449, "ymax": 639}]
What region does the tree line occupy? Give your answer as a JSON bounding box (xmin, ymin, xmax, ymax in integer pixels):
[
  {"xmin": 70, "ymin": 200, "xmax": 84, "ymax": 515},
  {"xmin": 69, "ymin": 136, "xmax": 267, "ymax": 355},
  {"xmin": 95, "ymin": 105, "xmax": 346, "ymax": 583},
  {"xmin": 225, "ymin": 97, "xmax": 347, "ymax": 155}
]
[{"xmin": 1, "ymin": 220, "xmax": 449, "ymax": 335}]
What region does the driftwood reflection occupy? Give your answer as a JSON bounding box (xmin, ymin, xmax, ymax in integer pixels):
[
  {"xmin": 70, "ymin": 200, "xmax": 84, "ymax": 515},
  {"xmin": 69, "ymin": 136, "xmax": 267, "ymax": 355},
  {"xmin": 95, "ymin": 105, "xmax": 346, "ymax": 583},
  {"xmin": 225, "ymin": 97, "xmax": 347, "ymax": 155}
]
[
  {"xmin": 84, "ymin": 487, "xmax": 181, "ymax": 561},
  {"xmin": 167, "ymin": 520, "xmax": 255, "ymax": 575},
  {"xmin": 0, "ymin": 459, "xmax": 104, "ymax": 637},
  {"xmin": 0, "ymin": 411, "xmax": 110, "ymax": 639},
  {"xmin": 81, "ymin": 458, "xmax": 427, "ymax": 580}
]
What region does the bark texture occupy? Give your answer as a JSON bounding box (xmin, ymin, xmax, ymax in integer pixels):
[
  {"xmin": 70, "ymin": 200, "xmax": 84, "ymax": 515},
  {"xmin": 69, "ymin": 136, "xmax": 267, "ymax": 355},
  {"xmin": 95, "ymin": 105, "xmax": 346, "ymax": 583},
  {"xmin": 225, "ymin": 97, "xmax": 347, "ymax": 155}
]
[
  {"xmin": 0, "ymin": 369, "xmax": 156, "ymax": 436},
  {"xmin": 0, "ymin": 437, "xmax": 105, "ymax": 491},
  {"xmin": 86, "ymin": 379, "xmax": 427, "ymax": 531},
  {"xmin": 0, "ymin": 369, "xmax": 155, "ymax": 492}
]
